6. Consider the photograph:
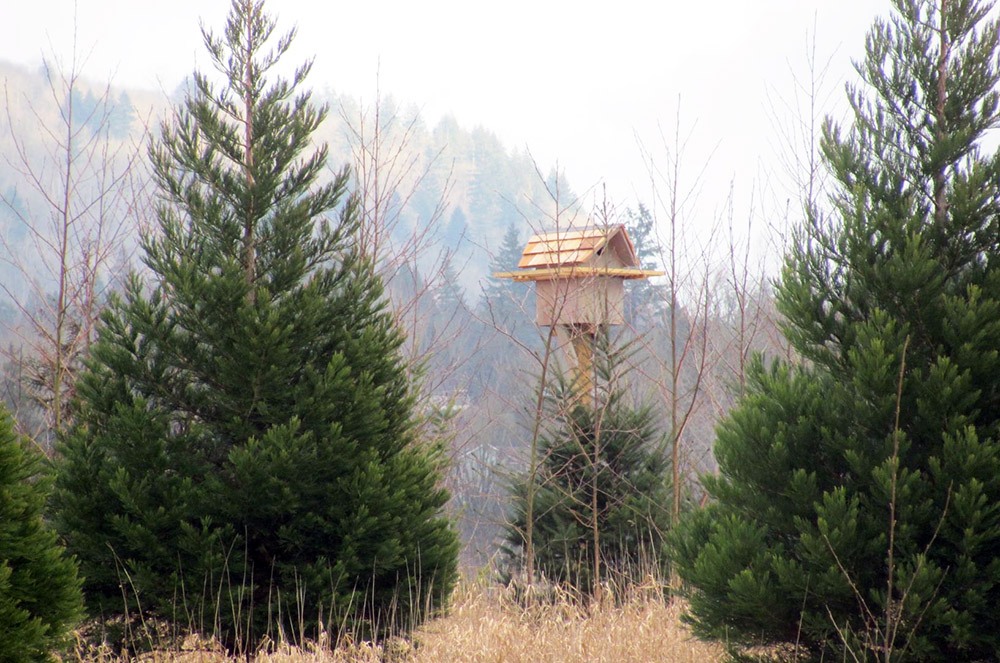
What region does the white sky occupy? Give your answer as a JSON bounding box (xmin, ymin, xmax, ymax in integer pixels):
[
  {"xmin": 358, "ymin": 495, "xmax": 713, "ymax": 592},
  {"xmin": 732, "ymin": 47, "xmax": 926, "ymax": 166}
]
[{"xmin": 2, "ymin": 0, "xmax": 884, "ymax": 237}]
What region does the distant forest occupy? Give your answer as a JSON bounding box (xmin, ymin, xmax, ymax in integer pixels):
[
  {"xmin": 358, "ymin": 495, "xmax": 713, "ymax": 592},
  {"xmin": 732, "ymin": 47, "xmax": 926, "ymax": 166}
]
[
  {"xmin": 0, "ymin": 57, "xmax": 783, "ymax": 566},
  {"xmin": 0, "ymin": 59, "xmax": 578, "ymax": 301}
]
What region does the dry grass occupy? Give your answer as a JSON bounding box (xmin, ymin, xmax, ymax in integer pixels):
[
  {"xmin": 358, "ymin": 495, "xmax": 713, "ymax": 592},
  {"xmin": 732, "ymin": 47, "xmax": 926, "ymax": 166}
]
[
  {"xmin": 76, "ymin": 581, "xmax": 723, "ymax": 663},
  {"xmin": 407, "ymin": 581, "xmax": 723, "ymax": 663}
]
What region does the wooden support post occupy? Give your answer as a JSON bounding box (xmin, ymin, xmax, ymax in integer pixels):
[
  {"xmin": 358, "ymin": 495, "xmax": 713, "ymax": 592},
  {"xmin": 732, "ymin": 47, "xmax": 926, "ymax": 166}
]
[{"xmin": 569, "ymin": 324, "xmax": 596, "ymax": 409}]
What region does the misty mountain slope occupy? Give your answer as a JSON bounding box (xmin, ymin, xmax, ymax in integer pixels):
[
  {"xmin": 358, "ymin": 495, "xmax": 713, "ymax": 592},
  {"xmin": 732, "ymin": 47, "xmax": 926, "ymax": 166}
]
[{"xmin": 1, "ymin": 60, "xmax": 580, "ymax": 307}]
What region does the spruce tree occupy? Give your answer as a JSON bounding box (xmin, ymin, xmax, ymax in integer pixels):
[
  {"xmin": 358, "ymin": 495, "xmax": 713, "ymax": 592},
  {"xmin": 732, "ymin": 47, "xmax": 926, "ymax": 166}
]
[
  {"xmin": 671, "ymin": 1, "xmax": 1000, "ymax": 661},
  {"xmin": 480, "ymin": 222, "xmax": 532, "ymax": 327},
  {"xmin": 53, "ymin": 0, "xmax": 457, "ymax": 651},
  {"xmin": 505, "ymin": 337, "xmax": 671, "ymax": 594},
  {"xmin": 0, "ymin": 407, "xmax": 82, "ymax": 663},
  {"xmin": 622, "ymin": 204, "xmax": 661, "ymax": 326}
]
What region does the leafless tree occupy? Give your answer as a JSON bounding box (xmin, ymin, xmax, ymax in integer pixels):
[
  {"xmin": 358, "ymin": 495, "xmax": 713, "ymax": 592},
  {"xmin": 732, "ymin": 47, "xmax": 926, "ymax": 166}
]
[
  {"xmin": 633, "ymin": 106, "xmax": 720, "ymax": 527},
  {"xmin": 765, "ymin": 17, "xmax": 841, "ymax": 249},
  {"xmin": 338, "ymin": 80, "xmax": 487, "ymax": 430},
  {"xmin": 1, "ymin": 41, "xmax": 148, "ymax": 446}
]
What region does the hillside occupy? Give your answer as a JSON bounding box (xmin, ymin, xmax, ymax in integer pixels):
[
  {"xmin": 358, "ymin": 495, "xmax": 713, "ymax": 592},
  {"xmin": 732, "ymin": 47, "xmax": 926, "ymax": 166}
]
[
  {"xmin": 0, "ymin": 59, "xmax": 577, "ymax": 303},
  {"xmin": 0, "ymin": 57, "xmax": 782, "ymax": 569}
]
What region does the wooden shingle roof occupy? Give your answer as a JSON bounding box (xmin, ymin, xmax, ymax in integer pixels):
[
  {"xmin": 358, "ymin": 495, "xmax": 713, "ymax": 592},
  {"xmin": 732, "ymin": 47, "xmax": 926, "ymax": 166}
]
[
  {"xmin": 517, "ymin": 225, "xmax": 639, "ymax": 269},
  {"xmin": 494, "ymin": 224, "xmax": 662, "ymax": 282}
]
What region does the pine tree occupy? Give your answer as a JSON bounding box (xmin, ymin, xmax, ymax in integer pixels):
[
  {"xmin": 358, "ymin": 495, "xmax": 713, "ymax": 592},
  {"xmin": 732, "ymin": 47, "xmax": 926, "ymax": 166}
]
[
  {"xmin": 0, "ymin": 407, "xmax": 82, "ymax": 662},
  {"xmin": 505, "ymin": 337, "xmax": 671, "ymax": 595},
  {"xmin": 622, "ymin": 204, "xmax": 661, "ymax": 325},
  {"xmin": 671, "ymin": 1, "xmax": 1000, "ymax": 661},
  {"xmin": 53, "ymin": 0, "xmax": 457, "ymax": 651},
  {"xmin": 479, "ymin": 222, "xmax": 532, "ymax": 331}
]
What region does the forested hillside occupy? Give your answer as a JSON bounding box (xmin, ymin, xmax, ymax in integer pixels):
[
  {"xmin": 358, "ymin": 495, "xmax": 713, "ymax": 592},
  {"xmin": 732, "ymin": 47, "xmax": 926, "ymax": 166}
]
[
  {"xmin": 0, "ymin": 59, "xmax": 575, "ymax": 294},
  {"xmin": 0, "ymin": 55, "xmax": 782, "ymax": 568}
]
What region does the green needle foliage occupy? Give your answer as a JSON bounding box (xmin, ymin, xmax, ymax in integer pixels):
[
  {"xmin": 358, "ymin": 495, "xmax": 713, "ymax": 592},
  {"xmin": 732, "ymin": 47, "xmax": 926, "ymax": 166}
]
[
  {"xmin": 0, "ymin": 407, "xmax": 82, "ymax": 663},
  {"xmin": 671, "ymin": 1, "xmax": 1000, "ymax": 661},
  {"xmin": 52, "ymin": 0, "xmax": 457, "ymax": 652},
  {"xmin": 505, "ymin": 334, "xmax": 672, "ymax": 596}
]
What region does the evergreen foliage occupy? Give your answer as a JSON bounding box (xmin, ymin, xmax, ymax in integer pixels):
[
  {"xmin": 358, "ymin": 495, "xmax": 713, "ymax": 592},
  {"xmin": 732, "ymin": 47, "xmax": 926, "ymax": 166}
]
[
  {"xmin": 622, "ymin": 205, "xmax": 662, "ymax": 325},
  {"xmin": 0, "ymin": 407, "xmax": 82, "ymax": 663},
  {"xmin": 505, "ymin": 335, "xmax": 671, "ymax": 594},
  {"xmin": 471, "ymin": 222, "xmax": 535, "ymax": 399},
  {"xmin": 53, "ymin": 0, "xmax": 457, "ymax": 651},
  {"xmin": 480, "ymin": 222, "xmax": 531, "ymax": 320},
  {"xmin": 671, "ymin": 1, "xmax": 1000, "ymax": 660}
]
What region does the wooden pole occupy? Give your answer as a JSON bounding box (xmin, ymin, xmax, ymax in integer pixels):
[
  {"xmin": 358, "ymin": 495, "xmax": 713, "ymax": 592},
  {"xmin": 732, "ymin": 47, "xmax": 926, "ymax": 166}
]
[{"xmin": 569, "ymin": 324, "xmax": 596, "ymax": 409}]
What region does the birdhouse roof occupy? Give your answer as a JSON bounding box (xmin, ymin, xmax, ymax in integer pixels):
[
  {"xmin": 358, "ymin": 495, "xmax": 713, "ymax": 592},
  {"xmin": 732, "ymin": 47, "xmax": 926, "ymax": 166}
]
[{"xmin": 517, "ymin": 225, "xmax": 640, "ymax": 269}]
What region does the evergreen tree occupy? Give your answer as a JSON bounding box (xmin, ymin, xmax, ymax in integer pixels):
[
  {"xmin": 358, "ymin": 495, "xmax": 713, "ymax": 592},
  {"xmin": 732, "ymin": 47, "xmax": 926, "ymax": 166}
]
[
  {"xmin": 479, "ymin": 222, "xmax": 532, "ymax": 329},
  {"xmin": 437, "ymin": 258, "xmax": 467, "ymax": 313},
  {"xmin": 0, "ymin": 407, "xmax": 82, "ymax": 663},
  {"xmin": 444, "ymin": 206, "xmax": 468, "ymax": 248},
  {"xmin": 622, "ymin": 204, "xmax": 661, "ymax": 325},
  {"xmin": 671, "ymin": 1, "xmax": 1000, "ymax": 661},
  {"xmin": 505, "ymin": 337, "xmax": 671, "ymax": 594},
  {"xmin": 53, "ymin": 0, "xmax": 457, "ymax": 651},
  {"xmin": 473, "ymin": 223, "xmax": 535, "ymax": 400}
]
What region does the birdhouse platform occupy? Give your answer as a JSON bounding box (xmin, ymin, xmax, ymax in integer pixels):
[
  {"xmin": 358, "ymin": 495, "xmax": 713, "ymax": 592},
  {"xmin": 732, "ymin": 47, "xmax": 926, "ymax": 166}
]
[{"xmin": 493, "ymin": 225, "xmax": 663, "ymax": 327}]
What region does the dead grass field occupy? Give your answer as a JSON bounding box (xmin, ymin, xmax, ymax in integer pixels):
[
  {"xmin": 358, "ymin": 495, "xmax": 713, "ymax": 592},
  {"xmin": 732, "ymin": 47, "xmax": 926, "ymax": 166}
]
[
  {"xmin": 79, "ymin": 581, "xmax": 723, "ymax": 663},
  {"xmin": 402, "ymin": 582, "xmax": 723, "ymax": 663}
]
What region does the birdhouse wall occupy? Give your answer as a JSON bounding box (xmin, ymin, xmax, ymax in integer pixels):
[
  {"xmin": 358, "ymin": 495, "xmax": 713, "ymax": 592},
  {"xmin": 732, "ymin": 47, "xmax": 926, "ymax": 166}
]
[
  {"xmin": 590, "ymin": 249, "xmax": 620, "ymax": 269},
  {"xmin": 607, "ymin": 230, "xmax": 640, "ymax": 267},
  {"xmin": 535, "ymin": 277, "xmax": 625, "ymax": 326}
]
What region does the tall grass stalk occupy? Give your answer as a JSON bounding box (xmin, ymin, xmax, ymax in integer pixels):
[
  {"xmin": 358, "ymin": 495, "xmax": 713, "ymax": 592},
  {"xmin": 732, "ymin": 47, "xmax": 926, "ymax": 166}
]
[{"xmin": 73, "ymin": 577, "xmax": 721, "ymax": 663}]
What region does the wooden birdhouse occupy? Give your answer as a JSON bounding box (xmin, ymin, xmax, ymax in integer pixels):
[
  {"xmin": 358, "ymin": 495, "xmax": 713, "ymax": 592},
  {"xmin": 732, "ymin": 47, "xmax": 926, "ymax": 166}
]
[
  {"xmin": 493, "ymin": 225, "xmax": 661, "ymax": 328},
  {"xmin": 493, "ymin": 225, "xmax": 662, "ymax": 406}
]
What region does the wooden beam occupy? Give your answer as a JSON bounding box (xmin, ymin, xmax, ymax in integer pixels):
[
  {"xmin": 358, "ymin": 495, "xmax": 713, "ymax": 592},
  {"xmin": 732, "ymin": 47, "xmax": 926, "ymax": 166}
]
[{"xmin": 493, "ymin": 267, "xmax": 664, "ymax": 282}]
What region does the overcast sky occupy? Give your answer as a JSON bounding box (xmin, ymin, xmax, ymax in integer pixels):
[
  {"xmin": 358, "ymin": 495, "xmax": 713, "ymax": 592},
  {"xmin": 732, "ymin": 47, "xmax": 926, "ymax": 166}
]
[{"xmin": 2, "ymin": 0, "xmax": 884, "ymax": 235}]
